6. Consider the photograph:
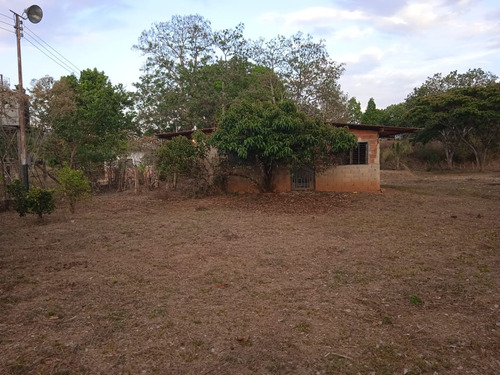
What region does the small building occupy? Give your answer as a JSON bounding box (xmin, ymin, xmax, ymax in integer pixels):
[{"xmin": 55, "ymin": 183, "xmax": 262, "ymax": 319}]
[{"xmin": 157, "ymin": 123, "xmax": 419, "ymax": 193}]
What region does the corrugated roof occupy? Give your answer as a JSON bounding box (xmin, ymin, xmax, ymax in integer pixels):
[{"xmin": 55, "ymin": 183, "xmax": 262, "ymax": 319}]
[
  {"xmin": 328, "ymin": 123, "xmax": 421, "ymax": 138},
  {"xmin": 156, "ymin": 123, "xmax": 421, "ymax": 140}
]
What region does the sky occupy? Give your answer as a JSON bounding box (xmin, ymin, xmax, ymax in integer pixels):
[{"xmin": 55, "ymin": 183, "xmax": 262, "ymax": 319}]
[{"xmin": 0, "ymin": 0, "xmax": 499, "ymax": 110}]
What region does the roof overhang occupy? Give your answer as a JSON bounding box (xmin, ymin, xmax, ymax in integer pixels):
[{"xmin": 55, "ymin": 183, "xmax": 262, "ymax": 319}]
[
  {"xmin": 156, "ymin": 123, "xmax": 421, "ymax": 140},
  {"xmin": 328, "ymin": 123, "xmax": 421, "ymax": 138},
  {"xmin": 156, "ymin": 127, "xmax": 216, "ymax": 140}
]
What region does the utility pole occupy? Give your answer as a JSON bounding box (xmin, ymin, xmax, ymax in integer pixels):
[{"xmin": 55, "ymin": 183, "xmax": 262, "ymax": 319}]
[
  {"xmin": 10, "ymin": 5, "xmax": 43, "ymax": 191},
  {"xmin": 14, "ymin": 12, "xmax": 29, "ymax": 190}
]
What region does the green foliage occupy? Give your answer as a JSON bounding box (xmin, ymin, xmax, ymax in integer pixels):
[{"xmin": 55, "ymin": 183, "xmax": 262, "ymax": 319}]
[
  {"xmin": 406, "ymin": 68, "xmax": 498, "ymax": 105},
  {"xmin": 26, "ymin": 187, "xmax": 56, "ymax": 218},
  {"xmin": 6, "ymin": 180, "xmax": 30, "ymax": 217},
  {"xmin": 156, "ymin": 131, "xmax": 209, "ymax": 189},
  {"xmin": 408, "ymin": 83, "xmax": 500, "ymax": 170},
  {"xmin": 57, "ymin": 166, "xmax": 91, "ymax": 214},
  {"xmin": 361, "ymin": 98, "xmax": 384, "ymax": 125},
  {"xmin": 210, "ymin": 100, "xmax": 357, "ymax": 192},
  {"xmin": 157, "ymin": 136, "xmax": 197, "ymax": 176},
  {"xmin": 347, "ymin": 97, "xmax": 362, "ymax": 123},
  {"xmin": 380, "ymin": 103, "xmax": 408, "ymax": 127},
  {"xmin": 382, "ymin": 140, "xmax": 412, "ymax": 170},
  {"xmin": 7, "ymin": 180, "xmax": 55, "ymax": 218},
  {"xmin": 133, "ymin": 15, "xmax": 348, "ymax": 133},
  {"xmin": 33, "ymin": 69, "xmax": 135, "ymax": 178},
  {"xmin": 409, "ymin": 295, "xmax": 424, "ymax": 306}
]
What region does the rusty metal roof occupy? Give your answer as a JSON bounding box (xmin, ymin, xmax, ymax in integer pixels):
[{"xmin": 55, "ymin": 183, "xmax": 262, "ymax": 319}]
[
  {"xmin": 328, "ymin": 123, "xmax": 421, "ymax": 138},
  {"xmin": 156, "ymin": 127, "xmax": 216, "ymax": 140},
  {"xmin": 156, "ymin": 123, "xmax": 420, "ymax": 140}
]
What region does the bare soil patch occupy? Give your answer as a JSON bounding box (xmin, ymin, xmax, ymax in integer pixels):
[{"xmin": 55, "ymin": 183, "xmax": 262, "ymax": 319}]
[{"xmin": 1, "ymin": 170, "xmax": 499, "ymax": 374}]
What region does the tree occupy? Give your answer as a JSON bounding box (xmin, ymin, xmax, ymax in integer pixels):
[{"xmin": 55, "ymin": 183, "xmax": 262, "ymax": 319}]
[
  {"xmin": 361, "ymin": 98, "xmax": 383, "ymax": 124},
  {"xmin": 133, "ymin": 14, "xmax": 216, "ymax": 132},
  {"xmin": 257, "ymin": 32, "xmax": 348, "ymax": 122},
  {"xmin": 57, "ymin": 166, "xmax": 91, "ymax": 214},
  {"xmin": 408, "ymin": 83, "xmax": 500, "ymax": 170},
  {"xmin": 7, "ymin": 179, "xmax": 55, "ymax": 218},
  {"xmin": 405, "ymin": 68, "xmax": 498, "ymax": 169},
  {"xmin": 406, "ymin": 68, "xmax": 498, "ymax": 105},
  {"xmin": 210, "ymin": 100, "xmax": 357, "ymax": 192},
  {"xmin": 452, "ymin": 84, "xmax": 500, "ymax": 170},
  {"xmin": 380, "ymin": 103, "xmax": 407, "ymax": 127},
  {"xmin": 383, "ymin": 140, "xmax": 412, "ymax": 170},
  {"xmin": 133, "ymin": 16, "xmax": 350, "ymax": 133},
  {"xmin": 347, "ymin": 97, "xmax": 362, "ymax": 123},
  {"xmin": 156, "ymin": 130, "xmax": 208, "ymax": 189},
  {"xmin": 36, "ymin": 69, "xmax": 134, "ymax": 177}
]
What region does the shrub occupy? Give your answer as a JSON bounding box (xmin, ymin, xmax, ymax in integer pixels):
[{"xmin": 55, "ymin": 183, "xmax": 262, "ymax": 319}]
[
  {"xmin": 57, "ymin": 166, "xmax": 91, "ymax": 213},
  {"xmin": 26, "ymin": 187, "xmax": 56, "ymax": 218},
  {"xmin": 7, "ymin": 180, "xmax": 55, "ymax": 218},
  {"xmin": 6, "ymin": 180, "xmax": 30, "ymax": 216}
]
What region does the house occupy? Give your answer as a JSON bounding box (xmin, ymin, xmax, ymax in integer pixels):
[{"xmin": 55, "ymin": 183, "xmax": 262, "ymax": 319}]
[{"xmin": 156, "ymin": 123, "xmax": 419, "ymax": 193}]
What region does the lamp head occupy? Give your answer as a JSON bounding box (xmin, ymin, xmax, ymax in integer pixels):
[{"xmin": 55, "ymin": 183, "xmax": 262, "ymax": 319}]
[{"xmin": 25, "ymin": 5, "xmax": 43, "ymax": 24}]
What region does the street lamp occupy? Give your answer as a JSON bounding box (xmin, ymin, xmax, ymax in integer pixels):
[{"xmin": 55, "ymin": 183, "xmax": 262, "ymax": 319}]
[{"xmin": 10, "ymin": 5, "xmax": 43, "ymax": 190}]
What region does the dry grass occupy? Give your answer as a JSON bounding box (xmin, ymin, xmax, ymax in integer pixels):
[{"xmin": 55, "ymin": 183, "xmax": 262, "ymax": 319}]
[{"xmin": 1, "ymin": 170, "xmax": 499, "ymax": 374}]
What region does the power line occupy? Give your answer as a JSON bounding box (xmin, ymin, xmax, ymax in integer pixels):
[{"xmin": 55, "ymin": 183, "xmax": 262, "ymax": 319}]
[
  {"xmin": 0, "ymin": 12, "xmax": 12, "ymax": 20},
  {"xmin": 24, "ymin": 25, "xmax": 82, "ymax": 73},
  {"xmin": 0, "ymin": 19, "xmax": 13, "ymax": 27},
  {"xmin": 0, "ymin": 25, "xmax": 14, "ymax": 34},
  {"xmin": 23, "ymin": 31, "xmax": 78, "ymax": 74},
  {"xmin": 23, "ymin": 35, "xmax": 76, "ymax": 75}
]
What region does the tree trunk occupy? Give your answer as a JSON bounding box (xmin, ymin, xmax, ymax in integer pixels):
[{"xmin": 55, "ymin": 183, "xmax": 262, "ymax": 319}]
[
  {"xmin": 262, "ymin": 163, "xmax": 275, "ymax": 193},
  {"xmin": 134, "ymin": 167, "xmax": 139, "ymax": 195}
]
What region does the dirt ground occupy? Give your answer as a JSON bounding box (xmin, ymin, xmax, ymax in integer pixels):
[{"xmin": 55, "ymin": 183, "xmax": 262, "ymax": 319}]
[{"xmin": 1, "ymin": 170, "xmax": 499, "ymax": 375}]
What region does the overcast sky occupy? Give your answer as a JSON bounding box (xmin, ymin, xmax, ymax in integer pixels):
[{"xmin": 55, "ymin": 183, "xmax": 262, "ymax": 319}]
[{"xmin": 1, "ymin": 0, "xmax": 499, "ymax": 109}]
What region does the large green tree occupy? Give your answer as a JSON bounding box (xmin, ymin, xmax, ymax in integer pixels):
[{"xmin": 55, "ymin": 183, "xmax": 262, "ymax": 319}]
[
  {"xmin": 347, "ymin": 97, "xmax": 362, "ymax": 123},
  {"xmin": 210, "ymin": 100, "xmax": 357, "ymax": 192},
  {"xmin": 406, "ymin": 68, "xmax": 498, "ymax": 105},
  {"xmin": 133, "ymin": 15, "xmax": 216, "ymax": 132},
  {"xmin": 405, "ymin": 68, "xmax": 498, "ymax": 168},
  {"xmin": 35, "ymin": 69, "xmax": 134, "ymax": 174},
  {"xmin": 280, "ymin": 32, "xmax": 347, "ymax": 121},
  {"xmin": 408, "ymin": 83, "xmax": 500, "ymax": 170},
  {"xmin": 133, "ymin": 15, "xmax": 350, "ymax": 133},
  {"xmin": 156, "ymin": 130, "xmax": 208, "ymax": 189},
  {"xmin": 361, "ymin": 98, "xmax": 383, "ymax": 125},
  {"xmin": 380, "ymin": 103, "xmax": 407, "ymax": 127}
]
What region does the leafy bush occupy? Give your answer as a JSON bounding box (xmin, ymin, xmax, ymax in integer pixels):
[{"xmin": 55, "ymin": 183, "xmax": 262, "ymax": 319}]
[
  {"xmin": 6, "ymin": 180, "xmax": 30, "ymax": 216},
  {"xmin": 26, "ymin": 187, "xmax": 56, "ymax": 218},
  {"xmin": 57, "ymin": 166, "xmax": 91, "ymax": 213},
  {"xmin": 7, "ymin": 180, "xmax": 55, "ymax": 218}
]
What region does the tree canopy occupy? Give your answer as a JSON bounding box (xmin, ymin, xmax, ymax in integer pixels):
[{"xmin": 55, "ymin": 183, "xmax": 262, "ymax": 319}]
[
  {"xmin": 408, "ymin": 83, "xmax": 500, "ymax": 170},
  {"xmin": 209, "ymin": 100, "xmax": 357, "ymax": 192},
  {"xmin": 133, "ymin": 15, "xmax": 349, "ymax": 134},
  {"xmin": 361, "ymin": 98, "xmax": 383, "ymax": 125},
  {"xmin": 31, "ymin": 69, "xmax": 135, "ymax": 175}
]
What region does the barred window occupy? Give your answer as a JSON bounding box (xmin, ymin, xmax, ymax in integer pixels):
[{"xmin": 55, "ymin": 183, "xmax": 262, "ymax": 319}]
[{"xmin": 339, "ymin": 142, "xmax": 368, "ymax": 165}]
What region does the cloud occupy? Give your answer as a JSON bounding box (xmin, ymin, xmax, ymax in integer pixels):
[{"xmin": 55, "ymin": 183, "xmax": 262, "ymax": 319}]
[
  {"xmin": 332, "ymin": 26, "xmax": 374, "ymax": 40},
  {"xmin": 336, "ymin": 0, "xmax": 406, "ymax": 16},
  {"xmin": 340, "ymin": 46, "xmax": 384, "ymax": 73},
  {"xmin": 260, "ymin": 6, "xmax": 368, "ymax": 29}
]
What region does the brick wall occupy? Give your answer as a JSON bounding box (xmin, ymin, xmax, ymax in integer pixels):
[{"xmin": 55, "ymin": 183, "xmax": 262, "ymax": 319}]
[
  {"xmin": 315, "ymin": 164, "xmax": 380, "ymax": 192},
  {"xmin": 226, "ymin": 165, "xmax": 291, "ymax": 193},
  {"xmin": 315, "ymin": 129, "xmax": 380, "ymax": 192},
  {"xmin": 226, "ymin": 129, "xmax": 381, "ymax": 193}
]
